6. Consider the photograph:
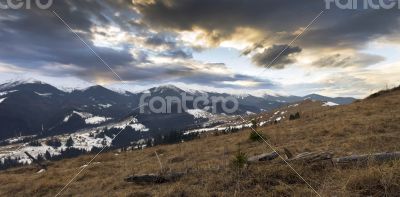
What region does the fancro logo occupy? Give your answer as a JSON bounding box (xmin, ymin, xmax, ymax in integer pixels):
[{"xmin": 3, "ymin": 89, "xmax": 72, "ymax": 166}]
[
  {"xmin": 0, "ymin": 0, "xmax": 53, "ymax": 10},
  {"xmin": 139, "ymin": 92, "xmax": 239, "ymax": 114},
  {"xmin": 324, "ymin": 0, "xmax": 400, "ymax": 10}
]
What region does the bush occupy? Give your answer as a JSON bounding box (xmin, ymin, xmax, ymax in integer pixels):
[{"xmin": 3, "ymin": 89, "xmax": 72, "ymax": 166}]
[
  {"xmin": 231, "ymin": 147, "xmax": 248, "ymax": 170},
  {"xmin": 345, "ymin": 164, "xmax": 400, "ymax": 196},
  {"xmin": 249, "ymin": 118, "xmax": 266, "ymax": 141},
  {"xmin": 251, "ymin": 119, "xmax": 258, "ymax": 130},
  {"xmin": 289, "ymin": 112, "xmax": 301, "ymax": 120},
  {"xmin": 249, "ymin": 131, "xmax": 265, "ymax": 142}
]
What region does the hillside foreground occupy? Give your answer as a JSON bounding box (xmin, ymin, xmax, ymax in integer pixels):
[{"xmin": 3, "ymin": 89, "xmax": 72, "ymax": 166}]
[{"xmin": 0, "ymin": 88, "xmax": 400, "ymax": 196}]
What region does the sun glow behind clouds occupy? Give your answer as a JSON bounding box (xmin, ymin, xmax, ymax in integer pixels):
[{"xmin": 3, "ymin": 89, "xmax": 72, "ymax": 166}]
[
  {"xmin": 178, "ymin": 27, "xmax": 263, "ymax": 50},
  {"xmin": 91, "ymin": 26, "xmax": 128, "ymax": 50},
  {"xmin": 223, "ymin": 80, "xmax": 261, "ymax": 87},
  {"xmin": 179, "ymin": 29, "xmax": 210, "ymax": 48}
]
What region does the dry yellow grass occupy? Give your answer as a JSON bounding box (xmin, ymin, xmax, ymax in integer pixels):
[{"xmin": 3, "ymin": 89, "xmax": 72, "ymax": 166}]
[{"xmin": 1, "ymin": 89, "xmax": 400, "ymax": 196}]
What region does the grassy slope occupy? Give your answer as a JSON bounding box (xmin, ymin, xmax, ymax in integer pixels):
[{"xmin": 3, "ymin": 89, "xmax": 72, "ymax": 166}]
[{"xmin": 1, "ymin": 89, "xmax": 400, "ymax": 196}]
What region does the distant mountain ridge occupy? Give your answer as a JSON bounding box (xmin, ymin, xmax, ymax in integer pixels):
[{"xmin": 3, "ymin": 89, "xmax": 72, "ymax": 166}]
[
  {"xmin": 0, "ymin": 80, "xmax": 356, "ymax": 140},
  {"xmin": 263, "ymin": 93, "xmax": 355, "ymax": 105}
]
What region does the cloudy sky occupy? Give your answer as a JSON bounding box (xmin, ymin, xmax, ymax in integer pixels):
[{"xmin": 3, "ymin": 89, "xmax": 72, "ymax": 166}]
[{"xmin": 0, "ymin": 0, "xmax": 399, "ymax": 98}]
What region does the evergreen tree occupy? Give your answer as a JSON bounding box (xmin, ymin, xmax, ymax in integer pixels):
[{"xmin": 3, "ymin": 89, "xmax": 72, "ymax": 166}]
[
  {"xmin": 45, "ymin": 138, "xmax": 62, "ymax": 149},
  {"xmin": 36, "ymin": 154, "xmax": 45, "ymax": 162},
  {"xmin": 66, "ymin": 136, "xmax": 74, "ymax": 147},
  {"xmin": 251, "ymin": 119, "xmax": 258, "ymax": 130},
  {"xmin": 146, "ymin": 139, "xmax": 153, "ymax": 147},
  {"xmin": 101, "ymin": 138, "xmax": 108, "ymax": 146},
  {"xmin": 289, "ymin": 112, "xmax": 301, "ymax": 120},
  {"xmin": 44, "ymin": 151, "xmax": 52, "ymax": 160},
  {"xmin": 294, "ymin": 112, "xmax": 301, "ymax": 119}
]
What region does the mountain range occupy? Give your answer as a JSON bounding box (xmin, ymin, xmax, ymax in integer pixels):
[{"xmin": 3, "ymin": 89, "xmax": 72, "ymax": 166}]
[{"xmin": 0, "ymin": 80, "xmax": 355, "ymax": 140}]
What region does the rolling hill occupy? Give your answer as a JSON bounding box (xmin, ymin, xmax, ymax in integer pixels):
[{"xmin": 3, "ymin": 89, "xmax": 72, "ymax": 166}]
[{"xmin": 0, "ymin": 85, "xmax": 398, "ymax": 196}]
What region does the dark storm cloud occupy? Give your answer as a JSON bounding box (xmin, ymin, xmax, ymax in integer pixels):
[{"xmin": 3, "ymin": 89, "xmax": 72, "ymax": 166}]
[
  {"xmin": 145, "ymin": 33, "xmax": 193, "ymax": 58},
  {"xmin": 134, "ymin": 0, "xmax": 324, "ymax": 38},
  {"xmin": 252, "ymin": 45, "xmax": 302, "ymax": 69},
  {"xmin": 135, "ymin": 0, "xmax": 400, "ymax": 67},
  {"xmin": 0, "ymin": 0, "xmax": 200, "ymax": 85},
  {"xmin": 1, "ymin": 0, "xmax": 397, "ymax": 89},
  {"xmin": 0, "ymin": 0, "xmax": 136, "ymax": 70},
  {"xmin": 299, "ymin": 9, "xmax": 400, "ymax": 49},
  {"xmin": 0, "ymin": 0, "xmax": 269, "ymax": 89}
]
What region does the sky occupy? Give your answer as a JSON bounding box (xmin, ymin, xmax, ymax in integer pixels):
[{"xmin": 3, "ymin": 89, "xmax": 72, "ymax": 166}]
[{"xmin": 0, "ymin": 0, "xmax": 400, "ymax": 98}]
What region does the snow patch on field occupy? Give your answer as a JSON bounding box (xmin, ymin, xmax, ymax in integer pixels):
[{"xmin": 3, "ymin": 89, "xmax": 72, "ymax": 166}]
[
  {"xmin": 98, "ymin": 104, "xmax": 112, "ymax": 109},
  {"xmin": 0, "ymin": 116, "xmax": 149, "ymax": 165},
  {"xmin": 85, "ymin": 116, "xmax": 112, "ymax": 125},
  {"xmin": 6, "ymin": 135, "xmax": 36, "ymax": 144},
  {"xmin": 63, "ymin": 111, "xmax": 111, "ymax": 125},
  {"xmin": 0, "ymin": 97, "xmax": 6, "ymax": 104},
  {"xmin": 113, "ymin": 117, "xmax": 149, "ymax": 132},
  {"xmin": 34, "ymin": 92, "xmax": 52, "ymax": 97},
  {"xmin": 184, "ymin": 122, "xmax": 252, "ymax": 135},
  {"xmin": 70, "ymin": 133, "xmax": 112, "ymax": 151},
  {"xmin": 323, "ymin": 102, "xmax": 339, "ymax": 107},
  {"xmin": 246, "ymin": 111, "xmax": 255, "ymax": 115},
  {"xmin": 186, "ymin": 109, "xmax": 213, "ymax": 119},
  {"xmin": 0, "ymin": 143, "xmax": 59, "ymax": 165},
  {"xmin": 64, "ymin": 111, "xmax": 92, "ymax": 122},
  {"xmin": 260, "ymin": 120, "xmax": 270, "ymax": 126},
  {"xmin": 0, "ymin": 130, "xmax": 114, "ymax": 164},
  {"xmin": 0, "ymin": 90, "xmax": 18, "ymax": 96}
]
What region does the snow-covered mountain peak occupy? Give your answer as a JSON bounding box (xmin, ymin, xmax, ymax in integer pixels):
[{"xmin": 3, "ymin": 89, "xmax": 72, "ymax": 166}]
[
  {"xmin": 150, "ymin": 84, "xmax": 183, "ymax": 94},
  {"xmin": 0, "ymin": 78, "xmax": 46, "ymax": 91},
  {"xmin": 234, "ymin": 93, "xmax": 251, "ymax": 99}
]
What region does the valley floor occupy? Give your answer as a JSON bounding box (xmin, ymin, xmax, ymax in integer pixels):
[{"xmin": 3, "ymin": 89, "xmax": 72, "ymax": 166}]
[{"xmin": 0, "ymin": 89, "xmax": 400, "ymax": 196}]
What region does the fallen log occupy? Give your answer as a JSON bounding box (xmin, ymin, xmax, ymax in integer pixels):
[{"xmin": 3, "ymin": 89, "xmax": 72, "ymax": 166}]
[
  {"xmin": 124, "ymin": 172, "xmax": 185, "ymax": 184},
  {"xmin": 333, "ymin": 152, "xmax": 400, "ymax": 166},
  {"xmin": 288, "ymin": 151, "xmax": 333, "ymax": 163},
  {"xmin": 248, "ymin": 150, "xmax": 333, "ymax": 164},
  {"xmin": 248, "ymin": 149, "xmax": 400, "ymax": 166},
  {"xmin": 248, "ymin": 151, "xmax": 279, "ymax": 162}
]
